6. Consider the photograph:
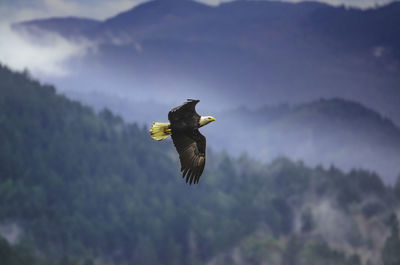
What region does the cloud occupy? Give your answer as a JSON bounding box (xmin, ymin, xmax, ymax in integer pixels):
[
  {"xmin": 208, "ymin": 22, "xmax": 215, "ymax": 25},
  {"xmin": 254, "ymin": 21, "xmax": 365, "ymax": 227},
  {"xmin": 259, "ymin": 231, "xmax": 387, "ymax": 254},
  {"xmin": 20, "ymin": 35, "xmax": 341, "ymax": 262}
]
[
  {"xmin": 0, "ymin": 0, "xmax": 147, "ymax": 23},
  {"xmin": 0, "ymin": 0, "xmax": 148, "ymax": 79},
  {"xmin": 0, "ymin": 23, "xmax": 91, "ymax": 77}
]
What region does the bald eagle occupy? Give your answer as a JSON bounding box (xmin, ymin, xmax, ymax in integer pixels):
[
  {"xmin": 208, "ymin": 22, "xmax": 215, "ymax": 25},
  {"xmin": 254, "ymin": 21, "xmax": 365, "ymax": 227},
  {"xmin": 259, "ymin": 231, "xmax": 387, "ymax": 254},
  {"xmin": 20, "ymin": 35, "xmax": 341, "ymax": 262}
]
[{"xmin": 150, "ymin": 99, "xmax": 216, "ymax": 184}]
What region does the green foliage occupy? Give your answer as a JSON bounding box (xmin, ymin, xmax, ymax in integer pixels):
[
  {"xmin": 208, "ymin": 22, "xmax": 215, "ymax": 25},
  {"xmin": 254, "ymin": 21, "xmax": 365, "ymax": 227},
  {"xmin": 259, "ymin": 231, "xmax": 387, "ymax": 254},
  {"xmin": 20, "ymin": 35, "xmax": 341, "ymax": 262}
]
[
  {"xmin": 319, "ymin": 167, "xmax": 386, "ymax": 210},
  {"xmin": 282, "ymin": 236, "xmax": 302, "ymax": 265},
  {"xmin": 239, "ymin": 235, "xmax": 361, "ymax": 265},
  {"xmin": 362, "ymin": 201, "xmax": 386, "ymax": 219},
  {"xmin": 382, "ymin": 214, "xmax": 400, "ymax": 265},
  {"xmin": 0, "ymin": 65, "xmax": 287, "ymax": 263},
  {"xmin": 395, "ymin": 175, "xmax": 400, "ymax": 200},
  {"xmin": 300, "ymin": 240, "xmax": 349, "ymax": 265},
  {"xmin": 300, "ymin": 209, "xmax": 315, "ymax": 233},
  {"xmin": 240, "ymin": 236, "xmax": 283, "ymax": 265},
  {"xmin": 0, "ymin": 65, "xmax": 398, "ymax": 265},
  {"xmin": 0, "ymin": 235, "xmax": 62, "ymax": 265}
]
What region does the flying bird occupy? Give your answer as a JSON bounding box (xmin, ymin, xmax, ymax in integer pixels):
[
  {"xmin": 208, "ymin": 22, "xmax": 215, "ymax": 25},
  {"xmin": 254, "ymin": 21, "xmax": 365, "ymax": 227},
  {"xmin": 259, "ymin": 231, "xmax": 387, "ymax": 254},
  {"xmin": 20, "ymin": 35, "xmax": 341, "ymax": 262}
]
[{"xmin": 150, "ymin": 99, "xmax": 216, "ymax": 184}]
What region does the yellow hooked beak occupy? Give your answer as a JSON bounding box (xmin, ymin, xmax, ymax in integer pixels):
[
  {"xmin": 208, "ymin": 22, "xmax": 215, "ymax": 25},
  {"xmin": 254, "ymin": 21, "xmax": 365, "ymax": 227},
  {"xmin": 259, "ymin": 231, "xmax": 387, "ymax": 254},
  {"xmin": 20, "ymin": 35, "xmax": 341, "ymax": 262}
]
[{"xmin": 210, "ymin": 117, "xmax": 216, "ymax": 121}]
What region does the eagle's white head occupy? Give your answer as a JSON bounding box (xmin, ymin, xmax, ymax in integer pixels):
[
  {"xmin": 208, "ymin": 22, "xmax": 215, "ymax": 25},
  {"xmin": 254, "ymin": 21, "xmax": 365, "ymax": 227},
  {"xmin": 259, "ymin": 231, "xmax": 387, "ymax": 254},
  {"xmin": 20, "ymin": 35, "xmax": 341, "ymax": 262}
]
[{"xmin": 199, "ymin": 116, "xmax": 216, "ymax": 127}]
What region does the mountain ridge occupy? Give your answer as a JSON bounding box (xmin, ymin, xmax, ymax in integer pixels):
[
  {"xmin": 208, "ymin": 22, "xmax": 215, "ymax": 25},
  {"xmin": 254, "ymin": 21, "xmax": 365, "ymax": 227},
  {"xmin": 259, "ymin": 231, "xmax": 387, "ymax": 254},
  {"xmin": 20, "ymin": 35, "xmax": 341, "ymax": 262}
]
[
  {"xmin": 64, "ymin": 86, "xmax": 400, "ymax": 184},
  {"xmin": 11, "ymin": 0, "xmax": 400, "ymax": 126},
  {"xmin": 210, "ymin": 98, "xmax": 400, "ymax": 183}
]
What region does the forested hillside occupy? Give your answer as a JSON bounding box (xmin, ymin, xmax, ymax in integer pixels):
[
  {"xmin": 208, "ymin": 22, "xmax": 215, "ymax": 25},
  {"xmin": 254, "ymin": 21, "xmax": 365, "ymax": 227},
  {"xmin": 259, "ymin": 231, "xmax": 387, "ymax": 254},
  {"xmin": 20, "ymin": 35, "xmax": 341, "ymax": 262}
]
[
  {"xmin": 211, "ymin": 98, "xmax": 400, "ymax": 183},
  {"xmin": 1, "ymin": 65, "xmax": 400, "ymax": 265}
]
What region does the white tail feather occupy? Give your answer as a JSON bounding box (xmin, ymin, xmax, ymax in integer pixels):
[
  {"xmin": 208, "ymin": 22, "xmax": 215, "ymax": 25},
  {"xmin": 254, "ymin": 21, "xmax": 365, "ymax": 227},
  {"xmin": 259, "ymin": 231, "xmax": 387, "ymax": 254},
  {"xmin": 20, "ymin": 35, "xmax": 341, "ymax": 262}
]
[{"xmin": 150, "ymin": 122, "xmax": 171, "ymax": 141}]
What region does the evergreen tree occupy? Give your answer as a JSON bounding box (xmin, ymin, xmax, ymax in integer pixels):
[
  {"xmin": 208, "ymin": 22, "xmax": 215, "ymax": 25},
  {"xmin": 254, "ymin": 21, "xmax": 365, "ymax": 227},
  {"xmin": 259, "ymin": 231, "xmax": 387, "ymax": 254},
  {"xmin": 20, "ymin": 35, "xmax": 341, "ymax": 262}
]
[
  {"xmin": 395, "ymin": 175, "xmax": 400, "ymax": 200},
  {"xmin": 382, "ymin": 214, "xmax": 400, "ymax": 265}
]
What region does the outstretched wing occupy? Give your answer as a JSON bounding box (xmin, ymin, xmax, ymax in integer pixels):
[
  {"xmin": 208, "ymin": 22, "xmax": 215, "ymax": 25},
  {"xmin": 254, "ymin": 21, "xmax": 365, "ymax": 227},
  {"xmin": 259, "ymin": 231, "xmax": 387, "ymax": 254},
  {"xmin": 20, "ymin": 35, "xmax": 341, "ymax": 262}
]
[
  {"xmin": 168, "ymin": 99, "xmax": 201, "ymax": 130},
  {"xmin": 171, "ymin": 129, "xmax": 206, "ymax": 185}
]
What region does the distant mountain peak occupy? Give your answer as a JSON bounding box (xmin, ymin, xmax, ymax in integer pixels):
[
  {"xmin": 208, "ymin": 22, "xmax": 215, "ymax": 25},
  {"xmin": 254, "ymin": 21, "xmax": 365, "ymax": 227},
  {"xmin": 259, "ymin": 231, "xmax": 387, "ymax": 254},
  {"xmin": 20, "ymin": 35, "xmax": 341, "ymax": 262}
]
[{"xmin": 97, "ymin": 0, "xmax": 212, "ymax": 37}]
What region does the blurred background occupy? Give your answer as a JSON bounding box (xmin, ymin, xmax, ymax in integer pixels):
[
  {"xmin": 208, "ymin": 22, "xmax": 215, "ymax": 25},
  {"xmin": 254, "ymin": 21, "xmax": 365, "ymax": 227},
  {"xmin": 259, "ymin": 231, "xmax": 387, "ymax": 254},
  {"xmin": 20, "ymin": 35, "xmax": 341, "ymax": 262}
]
[{"xmin": 1, "ymin": 0, "xmax": 400, "ymax": 264}]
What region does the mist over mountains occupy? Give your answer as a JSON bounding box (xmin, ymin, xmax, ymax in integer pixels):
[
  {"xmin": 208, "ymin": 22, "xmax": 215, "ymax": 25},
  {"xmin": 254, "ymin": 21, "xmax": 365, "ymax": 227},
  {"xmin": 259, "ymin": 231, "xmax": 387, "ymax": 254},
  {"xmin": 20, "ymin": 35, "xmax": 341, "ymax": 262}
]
[
  {"xmin": 13, "ymin": 0, "xmax": 400, "ymax": 123},
  {"xmin": 63, "ymin": 88, "xmax": 400, "ymax": 183},
  {"xmin": 212, "ymin": 98, "xmax": 400, "ymax": 183},
  {"xmin": 10, "ymin": 0, "xmax": 400, "ymax": 182}
]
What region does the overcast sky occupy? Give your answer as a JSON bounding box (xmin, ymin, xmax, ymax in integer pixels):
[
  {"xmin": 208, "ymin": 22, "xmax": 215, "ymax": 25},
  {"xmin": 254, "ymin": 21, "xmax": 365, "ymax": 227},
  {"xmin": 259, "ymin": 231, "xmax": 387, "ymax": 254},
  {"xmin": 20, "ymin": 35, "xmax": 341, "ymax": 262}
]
[{"xmin": 0, "ymin": 0, "xmax": 397, "ymax": 23}]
